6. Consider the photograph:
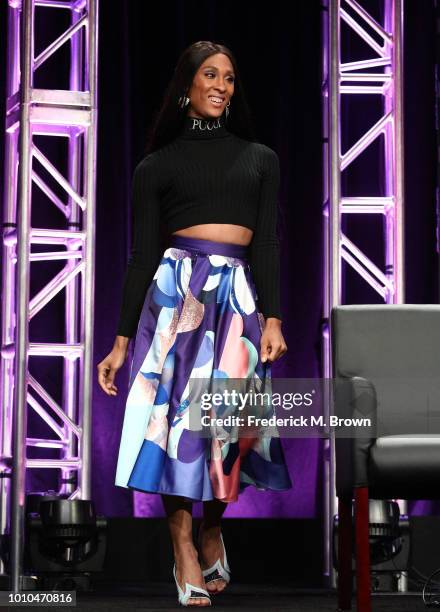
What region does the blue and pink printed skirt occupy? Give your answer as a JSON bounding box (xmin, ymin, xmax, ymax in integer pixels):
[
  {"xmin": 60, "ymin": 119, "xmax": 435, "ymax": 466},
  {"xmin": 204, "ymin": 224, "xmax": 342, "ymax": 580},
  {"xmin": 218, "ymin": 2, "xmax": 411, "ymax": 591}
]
[{"xmin": 114, "ymin": 234, "xmax": 292, "ymax": 502}]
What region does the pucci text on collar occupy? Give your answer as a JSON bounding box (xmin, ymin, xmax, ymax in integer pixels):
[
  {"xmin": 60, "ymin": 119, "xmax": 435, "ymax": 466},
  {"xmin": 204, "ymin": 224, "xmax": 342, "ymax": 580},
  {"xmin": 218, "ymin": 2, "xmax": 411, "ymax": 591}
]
[
  {"xmin": 189, "ymin": 116, "xmax": 223, "ymax": 132},
  {"xmin": 178, "ymin": 113, "xmax": 231, "ymax": 140}
]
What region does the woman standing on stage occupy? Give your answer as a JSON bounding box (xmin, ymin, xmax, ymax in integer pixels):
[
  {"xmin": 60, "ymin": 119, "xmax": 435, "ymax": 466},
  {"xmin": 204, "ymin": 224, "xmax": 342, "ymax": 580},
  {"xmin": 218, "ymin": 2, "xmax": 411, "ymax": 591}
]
[{"xmin": 97, "ymin": 40, "xmax": 292, "ymax": 607}]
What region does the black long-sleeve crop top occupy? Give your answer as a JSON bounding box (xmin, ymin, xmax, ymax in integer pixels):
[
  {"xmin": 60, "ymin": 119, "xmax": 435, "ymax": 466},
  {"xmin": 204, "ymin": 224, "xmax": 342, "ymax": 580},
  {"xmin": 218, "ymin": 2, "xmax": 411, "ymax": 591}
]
[{"xmin": 116, "ymin": 113, "xmax": 282, "ymax": 338}]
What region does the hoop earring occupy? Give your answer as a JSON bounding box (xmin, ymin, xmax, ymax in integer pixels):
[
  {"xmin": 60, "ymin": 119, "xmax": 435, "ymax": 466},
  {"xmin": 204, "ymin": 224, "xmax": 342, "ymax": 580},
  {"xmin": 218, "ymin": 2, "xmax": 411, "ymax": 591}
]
[
  {"xmin": 225, "ymin": 101, "xmax": 231, "ymax": 119},
  {"xmin": 178, "ymin": 95, "xmax": 190, "ymax": 109}
]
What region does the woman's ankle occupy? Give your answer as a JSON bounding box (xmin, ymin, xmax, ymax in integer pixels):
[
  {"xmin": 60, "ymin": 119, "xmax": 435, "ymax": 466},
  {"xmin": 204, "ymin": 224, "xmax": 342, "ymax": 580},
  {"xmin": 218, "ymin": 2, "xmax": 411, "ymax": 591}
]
[
  {"xmin": 173, "ymin": 537, "xmax": 198, "ymax": 559},
  {"xmin": 199, "ymin": 520, "xmax": 221, "ymax": 537}
]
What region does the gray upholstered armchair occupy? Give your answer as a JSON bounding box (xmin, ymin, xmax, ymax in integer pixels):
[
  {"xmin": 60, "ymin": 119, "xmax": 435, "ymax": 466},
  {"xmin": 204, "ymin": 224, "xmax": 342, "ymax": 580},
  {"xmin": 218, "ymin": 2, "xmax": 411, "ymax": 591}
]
[{"xmin": 331, "ymin": 304, "xmax": 440, "ymax": 612}]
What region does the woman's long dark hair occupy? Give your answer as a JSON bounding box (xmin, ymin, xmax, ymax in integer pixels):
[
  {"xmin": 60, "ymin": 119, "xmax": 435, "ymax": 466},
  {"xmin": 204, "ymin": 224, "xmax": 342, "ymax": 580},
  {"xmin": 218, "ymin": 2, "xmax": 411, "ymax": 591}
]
[{"xmin": 144, "ymin": 41, "xmax": 257, "ymax": 155}]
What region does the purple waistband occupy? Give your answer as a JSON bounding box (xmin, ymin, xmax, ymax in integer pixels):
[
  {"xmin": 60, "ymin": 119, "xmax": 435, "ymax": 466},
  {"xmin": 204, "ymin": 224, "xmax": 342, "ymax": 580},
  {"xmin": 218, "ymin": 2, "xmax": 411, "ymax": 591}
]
[{"xmin": 169, "ymin": 234, "xmax": 249, "ymax": 260}]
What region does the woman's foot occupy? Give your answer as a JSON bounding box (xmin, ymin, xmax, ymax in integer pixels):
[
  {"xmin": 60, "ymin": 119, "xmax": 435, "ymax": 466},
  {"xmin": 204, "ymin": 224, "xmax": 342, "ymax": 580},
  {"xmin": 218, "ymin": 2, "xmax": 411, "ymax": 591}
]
[
  {"xmin": 174, "ymin": 540, "xmax": 211, "ymax": 607},
  {"xmin": 197, "ymin": 521, "xmax": 228, "ymax": 594}
]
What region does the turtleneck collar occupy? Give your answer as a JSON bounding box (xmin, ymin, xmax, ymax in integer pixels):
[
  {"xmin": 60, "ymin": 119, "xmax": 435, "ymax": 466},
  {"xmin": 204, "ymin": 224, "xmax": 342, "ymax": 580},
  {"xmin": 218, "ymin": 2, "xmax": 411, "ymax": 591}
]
[{"xmin": 178, "ymin": 113, "xmax": 231, "ymax": 140}]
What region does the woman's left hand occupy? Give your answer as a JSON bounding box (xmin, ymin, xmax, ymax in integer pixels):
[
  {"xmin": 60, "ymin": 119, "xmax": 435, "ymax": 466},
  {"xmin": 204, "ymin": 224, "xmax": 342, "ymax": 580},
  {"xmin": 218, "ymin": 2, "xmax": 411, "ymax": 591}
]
[{"xmin": 260, "ymin": 318, "xmax": 287, "ymax": 363}]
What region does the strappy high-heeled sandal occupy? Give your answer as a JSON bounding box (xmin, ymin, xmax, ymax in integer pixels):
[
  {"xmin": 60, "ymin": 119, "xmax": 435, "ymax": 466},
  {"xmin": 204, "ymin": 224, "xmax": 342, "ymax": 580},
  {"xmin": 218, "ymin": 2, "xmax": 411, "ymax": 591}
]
[
  {"xmin": 173, "ymin": 563, "xmax": 212, "ymax": 607},
  {"xmin": 198, "ymin": 529, "xmax": 231, "ymax": 592}
]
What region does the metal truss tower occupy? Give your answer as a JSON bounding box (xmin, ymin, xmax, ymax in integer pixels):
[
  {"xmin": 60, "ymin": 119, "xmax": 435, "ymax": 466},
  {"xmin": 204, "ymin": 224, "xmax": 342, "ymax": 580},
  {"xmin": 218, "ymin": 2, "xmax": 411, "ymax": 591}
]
[
  {"xmin": 321, "ymin": 0, "xmax": 404, "ymax": 589},
  {"xmin": 1, "ymin": 0, "xmax": 99, "ymax": 589}
]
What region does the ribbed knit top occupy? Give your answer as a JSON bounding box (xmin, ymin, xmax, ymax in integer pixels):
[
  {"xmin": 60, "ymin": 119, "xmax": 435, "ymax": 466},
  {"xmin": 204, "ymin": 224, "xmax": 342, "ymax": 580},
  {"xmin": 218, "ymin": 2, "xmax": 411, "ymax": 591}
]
[{"xmin": 116, "ymin": 113, "xmax": 282, "ymax": 338}]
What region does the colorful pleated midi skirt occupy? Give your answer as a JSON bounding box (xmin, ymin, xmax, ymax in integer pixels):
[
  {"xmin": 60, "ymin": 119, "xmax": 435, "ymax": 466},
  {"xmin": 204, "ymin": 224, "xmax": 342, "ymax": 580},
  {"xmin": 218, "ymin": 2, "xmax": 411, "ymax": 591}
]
[{"xmin": 114, "ymin": 234, "xmax": 292, "ymax": 502}]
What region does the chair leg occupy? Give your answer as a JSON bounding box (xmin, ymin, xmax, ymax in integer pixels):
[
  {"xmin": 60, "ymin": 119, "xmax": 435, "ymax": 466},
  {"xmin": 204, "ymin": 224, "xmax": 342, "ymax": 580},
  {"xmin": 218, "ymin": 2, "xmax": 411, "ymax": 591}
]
[
  {"xmin": 338, "ymin": 495, "xmax": 353, "ymax": 610},
  {"xmin": 354, "ymin": 486, "xmax": 371, "ymax": 612}
]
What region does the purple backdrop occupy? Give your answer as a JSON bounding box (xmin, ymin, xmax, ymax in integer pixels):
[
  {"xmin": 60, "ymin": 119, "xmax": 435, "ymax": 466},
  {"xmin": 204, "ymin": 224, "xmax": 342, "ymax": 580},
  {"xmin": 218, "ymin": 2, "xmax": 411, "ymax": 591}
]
[{"xmin": 0, "ymin": 0, "xmax": 438, "ymax": 518}]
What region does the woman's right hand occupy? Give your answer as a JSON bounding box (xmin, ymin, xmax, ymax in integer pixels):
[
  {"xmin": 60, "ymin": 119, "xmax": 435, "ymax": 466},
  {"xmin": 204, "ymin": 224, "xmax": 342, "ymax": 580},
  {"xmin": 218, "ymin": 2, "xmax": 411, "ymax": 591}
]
[{"xmin": 97, "ymin": 339, "xmax": 130, "ymax": 396}]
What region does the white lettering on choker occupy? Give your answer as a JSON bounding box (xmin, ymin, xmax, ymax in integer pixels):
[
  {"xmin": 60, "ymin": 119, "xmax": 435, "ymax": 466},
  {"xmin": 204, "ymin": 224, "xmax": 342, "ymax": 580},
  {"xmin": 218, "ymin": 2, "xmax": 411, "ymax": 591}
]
[{"xmin": 190, "ymin": 117, "xmax": 222, "ymax": 131}]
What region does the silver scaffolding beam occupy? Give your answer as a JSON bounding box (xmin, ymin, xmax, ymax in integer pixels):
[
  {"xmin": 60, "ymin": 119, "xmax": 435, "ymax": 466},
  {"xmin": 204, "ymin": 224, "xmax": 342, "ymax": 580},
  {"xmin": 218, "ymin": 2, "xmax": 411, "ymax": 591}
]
[
  {"xmin": 1, "ymin": 0, "xmax": 99, "ymax": 590},
  {"xmin": 321, "ymin": 0, "xmax": 404, "ymax": 589}
]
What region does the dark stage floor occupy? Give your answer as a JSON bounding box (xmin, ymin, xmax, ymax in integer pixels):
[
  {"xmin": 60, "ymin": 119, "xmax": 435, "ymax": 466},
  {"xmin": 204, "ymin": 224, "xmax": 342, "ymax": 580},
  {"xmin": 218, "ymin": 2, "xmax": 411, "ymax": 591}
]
[{"xmin": 14, "ymin": 584, "xmax": 430, "ymax": 611}]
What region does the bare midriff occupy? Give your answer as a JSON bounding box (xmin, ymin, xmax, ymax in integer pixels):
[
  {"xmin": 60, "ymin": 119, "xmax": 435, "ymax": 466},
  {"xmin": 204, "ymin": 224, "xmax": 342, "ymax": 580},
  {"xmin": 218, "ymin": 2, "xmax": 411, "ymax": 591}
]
[{"xmin": 171, "ymin": 224, "xmax": 254, "ymax": 246}]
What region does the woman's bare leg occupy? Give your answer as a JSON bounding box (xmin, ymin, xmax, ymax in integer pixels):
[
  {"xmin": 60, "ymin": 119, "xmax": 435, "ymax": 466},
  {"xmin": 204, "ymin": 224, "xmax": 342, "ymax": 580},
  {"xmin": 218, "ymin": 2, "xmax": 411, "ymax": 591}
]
[
  {"xmin": 161, "ymin": 493, "xmax": 210, "ymax": 606},
  {"xmin": 198, "ymin": 499, "xmax": 229, "ymax": 593}
]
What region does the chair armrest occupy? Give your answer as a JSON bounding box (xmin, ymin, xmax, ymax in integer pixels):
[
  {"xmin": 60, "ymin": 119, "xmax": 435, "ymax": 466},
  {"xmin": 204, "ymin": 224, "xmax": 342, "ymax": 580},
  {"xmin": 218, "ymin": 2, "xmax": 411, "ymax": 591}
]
[{"xmin": 333, "ymin": 375, "xmax": 377, "ymax": 498}]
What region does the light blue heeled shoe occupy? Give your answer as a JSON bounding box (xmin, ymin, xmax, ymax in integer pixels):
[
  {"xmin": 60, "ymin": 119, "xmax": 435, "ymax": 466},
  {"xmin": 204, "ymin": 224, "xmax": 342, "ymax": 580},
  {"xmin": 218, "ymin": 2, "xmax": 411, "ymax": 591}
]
[
  {"xmin": 199, "ymin": 531, "xmax": 231, "ymax": 592},
  {"xmin": 173, "ymin": 562, "xmax": 212, "ymax": 607}
]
